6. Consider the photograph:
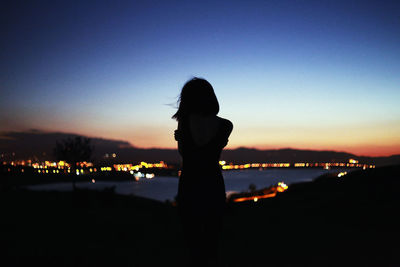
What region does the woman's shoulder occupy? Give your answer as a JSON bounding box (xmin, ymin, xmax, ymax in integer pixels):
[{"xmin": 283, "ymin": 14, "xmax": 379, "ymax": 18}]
[{"xmin": 217, "ymin": 116, "xmax": 233, "ymax": 133}]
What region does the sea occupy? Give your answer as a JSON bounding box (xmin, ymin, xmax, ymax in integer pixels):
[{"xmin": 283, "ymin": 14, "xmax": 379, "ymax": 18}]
[{"xmin": 28, "ymin": 168, "xmax": 353, "ymax": 202}]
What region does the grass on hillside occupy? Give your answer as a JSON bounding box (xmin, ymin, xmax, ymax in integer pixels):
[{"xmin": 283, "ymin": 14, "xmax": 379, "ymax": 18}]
[{"xmin": 1, "ymin": 165, "xmax": 399, "ymax": 266}]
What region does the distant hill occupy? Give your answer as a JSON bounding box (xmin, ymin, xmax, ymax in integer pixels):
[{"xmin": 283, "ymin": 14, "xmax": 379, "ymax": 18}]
[
  {"xmin": 221, "ymin": 147, "xmax": 400, "ymax": 166},
  {"xmin": 0, "ymin": 129, "xmax": 179, "ymax": 163},
  {"xmin": 1, "ymin": 130, "xmax": 399, "ymax": 166}
]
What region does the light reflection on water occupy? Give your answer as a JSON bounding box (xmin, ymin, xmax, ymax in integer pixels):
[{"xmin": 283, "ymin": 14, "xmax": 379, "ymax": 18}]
[{"xmin": 28, "ymin": 168, "xmax": 352, "ymax": 202}]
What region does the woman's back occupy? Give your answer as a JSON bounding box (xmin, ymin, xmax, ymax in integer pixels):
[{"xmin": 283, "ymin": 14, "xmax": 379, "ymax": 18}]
[
  {"xmin": 178, "ymin": 115, "xmax": 233, "ymax": 164},
  {"xmin": 189, "ymin": 114, "xmax": 220, "ymax": 146},
  {"xmin": 177, "ymin": 115, "xmax": 232, "ymax": 214}
]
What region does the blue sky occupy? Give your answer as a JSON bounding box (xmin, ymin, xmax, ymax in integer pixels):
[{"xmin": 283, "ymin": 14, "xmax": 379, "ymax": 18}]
[{"xmin": 1, "ymin": 0, "xmax": 399, "ymax": 156}]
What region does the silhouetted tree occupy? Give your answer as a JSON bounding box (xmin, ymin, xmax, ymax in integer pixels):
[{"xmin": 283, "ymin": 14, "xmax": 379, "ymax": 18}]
[{"xmin": 54, "ymin": 136, "xmax": 93, "ymax": 190}]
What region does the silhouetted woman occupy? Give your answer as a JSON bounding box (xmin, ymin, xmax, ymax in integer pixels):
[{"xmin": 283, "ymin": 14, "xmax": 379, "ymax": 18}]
[{"xmin": 172, "ymin": 78, "xmax": 233, "ymax": 266}]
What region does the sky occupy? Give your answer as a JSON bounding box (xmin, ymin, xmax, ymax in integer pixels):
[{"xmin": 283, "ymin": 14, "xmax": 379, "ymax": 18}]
[{"xmin": 1, "ymin": 0, "xmax": 400, "ymax": 156}]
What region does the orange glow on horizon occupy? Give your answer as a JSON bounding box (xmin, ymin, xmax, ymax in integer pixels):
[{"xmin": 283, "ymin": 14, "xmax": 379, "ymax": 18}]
[
  {"xmin": 5, "ymin": 125, "xmax": 398, "ymax": 157},
  {"xmin": 35, "ymin": 118, "xmax": 399, "ymax": 158}
]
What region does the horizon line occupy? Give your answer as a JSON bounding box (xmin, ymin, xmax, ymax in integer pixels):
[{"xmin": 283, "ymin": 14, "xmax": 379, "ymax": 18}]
[{"xmin": 1, "ymin": 129, "xmax": 399, "ymax": 158}]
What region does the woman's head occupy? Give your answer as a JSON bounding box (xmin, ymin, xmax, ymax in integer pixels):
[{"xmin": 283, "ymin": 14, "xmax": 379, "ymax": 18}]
[{"xmin": 172, "ymin": 77, "xmax": 219, "ymax": 121}]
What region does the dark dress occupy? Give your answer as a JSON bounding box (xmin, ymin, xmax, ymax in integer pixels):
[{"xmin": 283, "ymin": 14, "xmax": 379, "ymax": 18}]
[{"xmin": 176, "ymin": 116, "xmax": 233, "ymax": 266}]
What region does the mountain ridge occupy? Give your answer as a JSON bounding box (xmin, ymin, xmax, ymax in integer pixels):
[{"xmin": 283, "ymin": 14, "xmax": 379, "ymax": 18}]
[{"xmin": 1, "ymin": 130, "xmax": 399, "ymax": 166}]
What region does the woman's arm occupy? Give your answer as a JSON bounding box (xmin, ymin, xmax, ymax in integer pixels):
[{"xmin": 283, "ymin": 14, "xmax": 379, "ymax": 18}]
[{"xmin": 219, "ymin": 118, "xmax": 233, "ymax": 148}]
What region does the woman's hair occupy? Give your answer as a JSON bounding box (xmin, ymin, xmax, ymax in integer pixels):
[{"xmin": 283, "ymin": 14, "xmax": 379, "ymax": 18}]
[{"xmin": 172, "ymin": 77, "xmax": 219, "ymax": 121}]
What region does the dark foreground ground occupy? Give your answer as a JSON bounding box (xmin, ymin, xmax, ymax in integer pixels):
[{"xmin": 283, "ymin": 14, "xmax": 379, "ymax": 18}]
[{"xmin": 1, "ymin": 165, "xmax": 400, "ymax": 267}]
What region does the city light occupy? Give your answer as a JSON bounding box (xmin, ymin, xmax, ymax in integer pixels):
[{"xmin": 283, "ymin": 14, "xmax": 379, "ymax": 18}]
[
  {"xmin": 232, "ymin": 181, "xmax": 289, "ymax": 203},
  {"xmin": 2, "ymin": 158, "xmax": 375, "ymax": 178},
  {"xmin": 145, "ymin": 173, "xmax": 155, "ymax": 179},
  {"xmin": 221, "ymin": 161, "xmax": 374, "ymax": 170}
]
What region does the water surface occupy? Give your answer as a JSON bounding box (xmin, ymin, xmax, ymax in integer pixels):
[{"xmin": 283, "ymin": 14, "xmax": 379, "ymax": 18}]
[{"xmin": 28, "ymin": 168, "xmax": 350, "ymax": 202}]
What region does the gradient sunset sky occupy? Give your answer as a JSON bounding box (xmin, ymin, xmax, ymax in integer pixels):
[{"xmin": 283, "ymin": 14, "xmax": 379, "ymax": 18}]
[{"xmin": 1, "ymin": 0, "xmax": 399, "ymax": 156}]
